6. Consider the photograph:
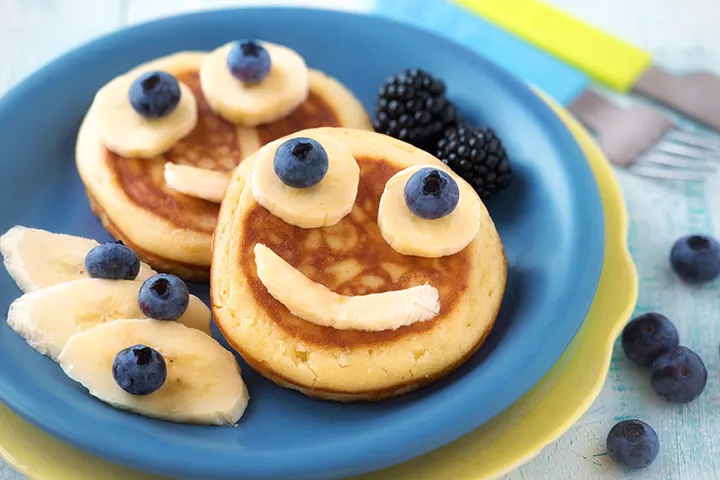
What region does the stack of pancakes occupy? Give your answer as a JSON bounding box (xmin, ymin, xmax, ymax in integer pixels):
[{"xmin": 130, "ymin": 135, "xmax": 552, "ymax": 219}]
[{"xmin": 76, "ymin": 50, "xmax": 506, "ymax": 401}]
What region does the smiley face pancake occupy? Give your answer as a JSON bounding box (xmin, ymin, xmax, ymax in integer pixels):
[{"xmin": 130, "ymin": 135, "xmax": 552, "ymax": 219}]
[
  {"xmin": 212, "ymin": 128, "xmax": 507, "ymax": 401},
  {"xmin": 76, "ymin": 44, "xmax": 371, "ymax": 281}
]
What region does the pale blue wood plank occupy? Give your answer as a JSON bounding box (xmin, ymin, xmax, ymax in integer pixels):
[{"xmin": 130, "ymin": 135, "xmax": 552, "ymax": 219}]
[{"xmin": 0, "ymin": 0, "xmax": 124, "ymax": 95}]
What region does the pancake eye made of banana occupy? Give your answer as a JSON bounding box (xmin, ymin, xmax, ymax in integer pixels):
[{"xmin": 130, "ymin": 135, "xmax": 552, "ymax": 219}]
[
  {"xmin": 94, "ymin": 70, "xmax": 198, "ymax": 159},
  {"xmin": 251, "ymin": 134, "xmax": 359, "ymax": 228},
  {"xmin": 200, "ymin": 39, "xmax": 310, "ymax": 127},
  {"xmin": 378, "ymin": 165, "xmax": 482, "ymax": 257}
]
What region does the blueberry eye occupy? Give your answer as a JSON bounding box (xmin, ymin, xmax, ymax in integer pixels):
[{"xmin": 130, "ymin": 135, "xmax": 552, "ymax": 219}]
[
  {"xmin": 226, "ymin": 40, "xmax": 272, "ymax": 84},
  {"xmin": 273, "ymin": 137, "xmax": 329, "ymax": 188},
  {"xmin": 129, "ymin": 71, "xmax": 181, "ymax": 119},
  {"xmin": 403, "ymin": 168, "xmax": 459, "ymax": 219}
]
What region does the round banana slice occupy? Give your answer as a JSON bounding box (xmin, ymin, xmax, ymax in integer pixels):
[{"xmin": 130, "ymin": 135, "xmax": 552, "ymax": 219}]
[
  {"xmin": 199, "ymin": 41, "xmax": 309, "ymax": 126},
  {"xmin": 94, "ymin": 73, "xmax": 197, "ymax": 158},
  {"xmin": 378, "ymin": 165, "xmax": 482, "ymax": 257},
  {"xmin": 251, "ymin": 134, "xmax": 359, "ymax": 228}
]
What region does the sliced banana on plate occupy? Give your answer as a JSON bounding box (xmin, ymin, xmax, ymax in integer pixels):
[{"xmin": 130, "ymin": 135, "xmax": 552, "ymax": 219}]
[
  {"xmin": 200, "ymin": 40, "xmax": 309, "ymax": 126},
  {"xmin": 0, "ymin": 226, "xmax": 156, "ymax": 293},
  {"xmin": 164, "ymin": 163, "xmax": 230, "ymax": 203},
  {"xmin": 254, "ymin": 243, "xmax": 440, "ymax": 331},
  {"xmin": 251, "ymin": 134, "xmax": 359, "ymax": 228},
  {"xmin": 7, "ymin": 278, "xmax": 211, "ymax": 360},
  {"xmin": 59, "ymin": 319, "xmax": 249, "ymax": 425},
  {"xmin": 378, "ymin": 165, "xmax": 482, "ymax": 257}
]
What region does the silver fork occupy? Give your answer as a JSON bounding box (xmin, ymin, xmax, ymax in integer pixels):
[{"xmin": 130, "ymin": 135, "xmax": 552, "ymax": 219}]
[{"xmin": 568, "ymin": 90, "xmax": 720, "ymax": 181}]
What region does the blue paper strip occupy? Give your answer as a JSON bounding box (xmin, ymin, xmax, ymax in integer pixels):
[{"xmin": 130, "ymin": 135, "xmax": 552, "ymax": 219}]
[{"xmin": 372, "ymin": 0, "xmax": 589, "ymax": 105}]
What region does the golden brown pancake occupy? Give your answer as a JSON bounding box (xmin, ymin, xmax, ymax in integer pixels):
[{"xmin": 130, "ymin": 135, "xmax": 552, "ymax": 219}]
[
  {"xmin": 212, "ymin": 128, "xmax": 507, "ymax": 401},
  {"xmin": 76, "ymin": 53, "xmax": 372, "ymax": 281}
]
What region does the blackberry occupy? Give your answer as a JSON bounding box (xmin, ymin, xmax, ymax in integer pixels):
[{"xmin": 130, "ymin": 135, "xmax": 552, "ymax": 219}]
[
  {"xmin": 436, "ymin": 126, "xmax": 512, "ymax": 198},
  {"xmin": 374, "ymin": 69, "xmax": 459, "ymax": 150}
]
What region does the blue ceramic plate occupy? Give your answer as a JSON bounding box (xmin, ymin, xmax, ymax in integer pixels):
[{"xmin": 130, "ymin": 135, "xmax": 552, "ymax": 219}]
[{"xmin": 0, "ymin": 8, "xmax": 603, "ymax": 480}]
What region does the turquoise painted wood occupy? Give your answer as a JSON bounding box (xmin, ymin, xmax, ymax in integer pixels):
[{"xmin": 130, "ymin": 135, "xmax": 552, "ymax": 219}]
[{"xmin": 1, "ymin": 0, "xmax": 720, "ymax": 479}]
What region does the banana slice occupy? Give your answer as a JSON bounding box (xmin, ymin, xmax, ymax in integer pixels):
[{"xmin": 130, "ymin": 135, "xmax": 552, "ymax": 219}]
[
  {"xmin": 94, "ymin": 73, "xmax": 197, "ymax": 158},
  {"xmin": 251, "ymin": 134, "xmax": 359, "ymax": 228},
  {"xmin": 164, "ymin": 163, "xmax": 230, "ymax": 203},
  {"xmin": 255, "ymin": 243, "xmax": 439, "ymax": 331},
  {"xmin": 378, "ymin": 165, "xmax": 482, "ymax": 257},
  {"xmin": 0, "ymin": 226, "xmax": 156, "ymax": 293},
  {"xmin": 58, "ymin": 319, "xmax": 249, "ymax": 425},
  {"xmin": 7, "ymin": 278, "xmax": 211, "ymax": 360},
  {"xmin": 200, "ymin": 41, "xmax": 309, "ymax": 126}
]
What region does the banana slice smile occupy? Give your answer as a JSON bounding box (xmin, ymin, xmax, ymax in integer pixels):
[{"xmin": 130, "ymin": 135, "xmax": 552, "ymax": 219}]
[{"xmin": 254, "ymin": 243, "xmax": 440, "ymax": 331}]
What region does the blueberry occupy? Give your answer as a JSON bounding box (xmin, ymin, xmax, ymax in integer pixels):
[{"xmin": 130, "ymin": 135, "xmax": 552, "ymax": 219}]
[
  {"xmin": 606, "ymin": 420, "xmax": 659, "ymax": 469},
  {"xmin": 129, "ymin": 71, "xmax": 181, "ymax": 119},
  {"xmin": 138, "ymin": 274, "xmax": 189, "ymax": 321},
  {"xmin": 621, "ymin": 313, "xmax": 679, "ymax": 367},
  {"xmin": 404, "ymin": 168, "xmax": 459, "ymax": 219},
  {"xmin": 85, "ymin": 241, "xmax": 140, "ymax": 280},
  {"xmin": 112, "ymin": 345, "xmax": 167, "ymax": 396},
  {"xmin": 651, "ymin": 346, "xmax": 707, "ymax": 403},
  {"xmin": 226, "ymin": 40, "xmax": 271, "ymax": 84},
  {"xmin": 670, "ymin": 234, "xmax": 720, "ymax": 283},
  {"xmin": 273, "ymin": 137, "xmax": 329, "ymax": 188}
]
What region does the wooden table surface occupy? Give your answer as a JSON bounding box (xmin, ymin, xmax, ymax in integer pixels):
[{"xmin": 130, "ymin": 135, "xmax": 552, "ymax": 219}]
[{"xmin": 1, "ymin": 1, "xmax": 720, "ymax": 479}]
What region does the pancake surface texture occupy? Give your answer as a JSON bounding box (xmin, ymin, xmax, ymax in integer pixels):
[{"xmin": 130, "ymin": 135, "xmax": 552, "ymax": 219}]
[
  {"xmin": 76, "ymin": 52, "xmax": 371, "ymax": 280},
  {"xmin": 212, "ymin": 128, "xmax": 507, "ymax": 401}
]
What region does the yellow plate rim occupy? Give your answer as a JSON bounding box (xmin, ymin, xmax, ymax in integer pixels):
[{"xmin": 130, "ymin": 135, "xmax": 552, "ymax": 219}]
[{"xmin": 0, "ymin": 92, "xmax": 637, "ymax": 480}]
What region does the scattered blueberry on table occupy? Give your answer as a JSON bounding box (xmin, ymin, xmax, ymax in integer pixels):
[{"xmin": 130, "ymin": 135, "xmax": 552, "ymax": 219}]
[
  {"xmin": 606, "ymin": 233, "xmax": 720, "ymax": 469},
  {"xmin": 651, "ymin": 346, "xmax": 707, "ymax": 403},
  {"xmin": 619, "ymin": 310, "xmax": 707, "ymax": 404},
  {"xmin": 670, "ymin": 234, "xmax": 720, "ymax": 283},
  {"xmin": 607, "ymin": 419, "xmax": 660, "ymax": 469},
  {"xmin": 621, "ymin": 313, "xmax": 679, "ymax": 367}
]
